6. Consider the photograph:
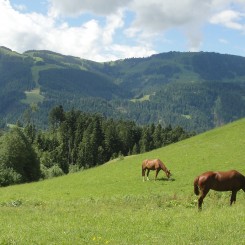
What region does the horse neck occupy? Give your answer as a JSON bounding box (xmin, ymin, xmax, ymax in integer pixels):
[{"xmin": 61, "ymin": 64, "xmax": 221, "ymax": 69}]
[{"xmin": 159, "ymin": 162, "xmax": 168, "ymax": 173}]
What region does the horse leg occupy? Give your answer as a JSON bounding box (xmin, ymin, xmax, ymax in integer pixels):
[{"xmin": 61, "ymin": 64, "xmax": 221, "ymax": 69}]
[
  {"xmin": 230, "ymin": 190, "xmax": 237, "ymax": 205},
  {"xmin": 146, "ymin": 169, "xmax": 150, "ymax": 180},
  {"xmin": 142, "ymin": 168, "xmax": 146, "ymax": 182},
  {"xmin": 198, "ymin": 188, "xmax": 209, "ymax": 210},
  {"xmin": 146, "ymin": 169, "xmax": 150, "ymax": 181},
  {"xmin": 155, "ymin": 169, "xmax": 160, "ymax": 181}
]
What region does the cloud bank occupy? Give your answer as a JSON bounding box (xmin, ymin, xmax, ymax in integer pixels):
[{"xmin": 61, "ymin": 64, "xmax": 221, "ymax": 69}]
[{"xmin": 0, "ymin": 0, "xmax": 244, "ymax": 61}]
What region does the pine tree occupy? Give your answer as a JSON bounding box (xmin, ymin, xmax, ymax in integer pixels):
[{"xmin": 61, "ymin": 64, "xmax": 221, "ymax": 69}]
[{"xmin": 153, "ymin": 124, "xmax": 163, "ymax": 148}]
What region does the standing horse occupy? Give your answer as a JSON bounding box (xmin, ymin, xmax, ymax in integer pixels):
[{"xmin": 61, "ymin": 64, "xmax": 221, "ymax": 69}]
[
  {"xmin": 194, "ymin": 170, "xmax": 245, "ymax": 210},
  {"xmin": 142, "ymin": 159, "xmax": 171, "ymax": 181}
]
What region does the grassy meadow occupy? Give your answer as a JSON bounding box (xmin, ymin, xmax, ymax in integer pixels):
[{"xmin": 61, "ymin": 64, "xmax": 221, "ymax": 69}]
[
  {"xmin": 21, "ymin": 88, "xmax": 44, "ymax": 105},
  {"xmin": 0, "ymin": 119, "xmax": 245, "ymax": 244}
]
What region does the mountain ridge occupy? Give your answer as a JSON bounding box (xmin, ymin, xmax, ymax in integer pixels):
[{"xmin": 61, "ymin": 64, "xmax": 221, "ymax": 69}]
[{"xmin": 0, "ymin": 47, "xmax": 245, "ymax": 132}]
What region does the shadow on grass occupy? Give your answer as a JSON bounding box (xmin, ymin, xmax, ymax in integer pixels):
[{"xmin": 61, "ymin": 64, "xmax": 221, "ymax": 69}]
[{"xmin": 156, "ymin": 177, "xmax": 176, "ymax": 181}]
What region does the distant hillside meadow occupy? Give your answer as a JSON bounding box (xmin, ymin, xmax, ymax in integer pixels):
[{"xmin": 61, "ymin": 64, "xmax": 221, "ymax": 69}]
[
  {"xmin": 0, "ymin": 118, "xmax": 244, "ymax": 244},
  {"xmin": 1, "ymin": 46, "xmax": 245, "ymax": 133}
]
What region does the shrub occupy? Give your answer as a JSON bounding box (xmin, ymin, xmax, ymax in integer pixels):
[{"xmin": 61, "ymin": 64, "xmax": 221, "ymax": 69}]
[
  {"xmin": 47, "ymin": 164, "xmax": 64, "ymax": 178},
  {"xmin": 0, "ymin": 167, "xmax": 22, "ymax": 186},
  {"xmin": 0, "ymin": 127, "xmax": 40, "ymax": 185},
  {"xmin": 40, "ymin": 164, "xmax": 49, "ymax": 179},
  {"xmin": 69, "ymin": 164, "xmax": 81, "ymax": 173}
]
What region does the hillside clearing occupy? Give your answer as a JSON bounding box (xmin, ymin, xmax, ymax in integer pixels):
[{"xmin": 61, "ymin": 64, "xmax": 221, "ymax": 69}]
[{"xmin": 21, "ymin": 88, "xmax": 44, "ymax": 105}]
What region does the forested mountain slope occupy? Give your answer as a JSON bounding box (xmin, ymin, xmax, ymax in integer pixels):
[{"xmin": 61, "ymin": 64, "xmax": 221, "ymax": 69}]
[{"xmin": 1, "ymin": 46, "xmax": 245, "ymax": 132}]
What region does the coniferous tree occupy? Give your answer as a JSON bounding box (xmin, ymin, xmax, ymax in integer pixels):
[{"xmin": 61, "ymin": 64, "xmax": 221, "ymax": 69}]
[
  {"xmin": 103, "ymin": 120, "xmax": 120, "ymax": 160},
  {"xmin": 153, "ymin": 124, "xmax": 163, "ymax": 148},
  {"xmin": 49, "ymin": 105, "xmax": 65, "ymax": 129},
  {"xmin": 139, "ymin": 126, "xmax": 151, "ymax": 153},
  {"xmin": 77, "ymin": 128, "xmax": 93, "ymax": 168}
]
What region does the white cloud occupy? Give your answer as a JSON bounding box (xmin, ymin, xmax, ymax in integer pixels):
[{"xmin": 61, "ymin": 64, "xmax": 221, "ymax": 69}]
[
  {"xmin": 0, "ymin": 0, "xmax": 156, "ymax": 61},
  {"xmin": 0, "ymin": 1, "xmax": 54, "ymax": 51},
  {"xmin": 210, "ymin": 10, "xmax": 245, "ymax": 30},
  {"xmin": 110, "ymin": 44, "xmax": 156, "ymax": 60},
  {"xmin": 126, "ymin": 0, "xmax": 245, "ymax": 52},
  {"xmin": 129, "ymin": 0, "xmax": 208, "ymax": 31},
  {"xmin": 102, "ymin": 10, "xmax": 124, "ymax": 45},
  {"xmin": 1, "ymin": 0, "xmax": 245, "ymax": 61},
  {"xmin": 48, "ymin": 0, "xmax": 131, "ymax": 17},
  {"xmin": 125, "ymin": 0, "xmax": 213, "ymax": 52},
  {"xmin": 0, "ymin": 1, "xmax": 104, "ymax": 60}
]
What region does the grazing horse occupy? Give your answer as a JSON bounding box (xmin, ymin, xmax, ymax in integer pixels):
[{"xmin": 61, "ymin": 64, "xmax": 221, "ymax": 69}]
[
  {"xmin": 142, "ymin": 159, "xmax": 171, "ymax": 181},
  {"xmin": 194, "ymin": 170, "xmax": 245, "ymax": 210}
]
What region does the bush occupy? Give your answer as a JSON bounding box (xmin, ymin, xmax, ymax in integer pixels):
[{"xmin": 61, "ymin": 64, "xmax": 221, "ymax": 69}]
[
  {"xmin": 40, "ymin": 164, "xmax": 49, "ymax": 180},
  {"xmin": 47, "ymin": 164, "xmax": 64, "ymax": 178},
  {"xmin": 0, "ymin": 127, "xmax": 40, "ymax": 185},
  {"xmin": 69, "ymin": 164, "xmax": 81, "ymax": 173},
  {"xmin": 0, "ymin": 167, "xmax": 22, "ymax": 186}
]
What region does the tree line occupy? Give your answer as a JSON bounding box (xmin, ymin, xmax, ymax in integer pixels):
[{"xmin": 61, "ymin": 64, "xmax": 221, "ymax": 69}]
[{"xmin": 0, "ymin": 106, "xmax": 193, "ymax": 186}]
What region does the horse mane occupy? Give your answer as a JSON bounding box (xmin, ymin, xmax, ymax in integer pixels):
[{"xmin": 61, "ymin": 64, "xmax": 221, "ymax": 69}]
[{"xmin": 158, "ymin": 159, "xmax": 168, "ymax": 172}]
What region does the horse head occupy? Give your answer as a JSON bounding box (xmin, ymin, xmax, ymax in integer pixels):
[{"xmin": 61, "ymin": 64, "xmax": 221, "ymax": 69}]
[{"xmin": 166, "ymin": 169, "xmax": 171, "ymax": 179}]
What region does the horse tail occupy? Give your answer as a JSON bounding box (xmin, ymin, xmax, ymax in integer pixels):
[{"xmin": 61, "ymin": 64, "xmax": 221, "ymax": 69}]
[{"xmin": 194, "ymin": 176, "xmax": 200, "ymax": 195}]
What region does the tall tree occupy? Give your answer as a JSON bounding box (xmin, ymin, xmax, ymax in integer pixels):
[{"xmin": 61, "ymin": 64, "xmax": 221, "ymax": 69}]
[
  {"xmin": 139, "ymin": 126, "xmax": 152, "ymax": 153},
  {"xmin": 103, "ymin": 120, "xmax": 120, "ymax": 160},
  {"xmin": 49, "ymin": 105, "xmax": 65, "ymax": 130},
  {"xmin": 153, "ymin": 124, "xmax": 163, "ymax": 148},
  {"xmin": 77, "ymin": 128, "xmax": 93, "ymax": 168},
  {"xmin": 0, "ymin": 127, "xmax": 40, "ymax": 185}
]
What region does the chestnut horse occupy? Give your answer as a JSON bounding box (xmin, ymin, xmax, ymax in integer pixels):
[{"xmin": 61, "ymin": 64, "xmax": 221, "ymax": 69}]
[
  {"xmin": 142, "ymin": 159, "xmax": 171, "ymax": 181},
  {"xmin": 194, "ymin": 170, "xmax": 245, "ymax": 210}
]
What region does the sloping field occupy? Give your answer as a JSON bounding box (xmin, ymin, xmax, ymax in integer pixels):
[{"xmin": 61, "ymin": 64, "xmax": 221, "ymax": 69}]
[{"xmin": 0, "ymin": 119, "xmax": 244, "ymax": 244}]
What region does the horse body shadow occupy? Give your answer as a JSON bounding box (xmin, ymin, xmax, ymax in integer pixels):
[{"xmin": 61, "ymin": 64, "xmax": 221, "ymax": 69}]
[
  {"xmin": 155, "ymin": 177, "xmax": 175, "ymax": 181},
  {"xmin": 194, "ymin": 170, "xmax": 245, "ymax": 210}
]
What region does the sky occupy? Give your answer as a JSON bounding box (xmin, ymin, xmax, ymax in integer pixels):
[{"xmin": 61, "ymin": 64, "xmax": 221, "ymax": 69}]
[{"xmin": 0, "ymin": 0, "xmax": 245, "ymax": 62}]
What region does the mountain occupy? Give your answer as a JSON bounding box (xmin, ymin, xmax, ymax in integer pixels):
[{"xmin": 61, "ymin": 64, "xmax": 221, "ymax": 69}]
[{"xmin": 0, "ymin": 46, "xmax": 245, "ymax": 132}]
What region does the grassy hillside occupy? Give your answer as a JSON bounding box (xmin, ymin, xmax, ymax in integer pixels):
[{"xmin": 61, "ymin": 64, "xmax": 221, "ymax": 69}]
[{"xmin": 0, "ymin": 120, "xmax": 244, "ymax": 243}]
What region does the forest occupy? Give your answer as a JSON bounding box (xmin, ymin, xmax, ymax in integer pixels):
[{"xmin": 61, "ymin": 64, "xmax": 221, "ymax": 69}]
[
  {"xmin": 1, "ymin": 47, "xmax": 245, "ymax": 133},
  {"xmin": 0, "ymin": 106, "xmax": 192, "ymax": 187}
]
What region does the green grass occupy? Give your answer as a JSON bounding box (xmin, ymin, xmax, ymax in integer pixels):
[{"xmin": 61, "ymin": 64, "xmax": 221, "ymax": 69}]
[
  {"xmin": 181, "ymin": 114, "xmax": 192, "ymax": 119},
  {"xmin": 21, "ymin": 88, "xmax": 44, "ymax": 105},
  {"xmin": 130, "ymin": 94, "xmax": 152, "ymax": 102},
  {"xmin": 0, "ymin": 119, "xmax": 245, "ymax": 244}
]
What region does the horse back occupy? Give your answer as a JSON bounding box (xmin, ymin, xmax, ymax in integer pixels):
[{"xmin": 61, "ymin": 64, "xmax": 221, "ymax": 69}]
[
  {"xmin": 198, "ymin": 170, "xmax": 245, "ymax": 191},
  {"xmin": 142, "ymin": 159, "xmax": 161, "ymax": 170},
  {"xmin": 142, "ymin": 159, "xmax": 147, "ymax": 168}
]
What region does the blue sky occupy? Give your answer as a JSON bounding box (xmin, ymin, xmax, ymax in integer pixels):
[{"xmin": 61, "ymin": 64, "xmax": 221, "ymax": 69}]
[{"xmin": 0, "ymin": 0, "xmax": 245, "ymax": 61}]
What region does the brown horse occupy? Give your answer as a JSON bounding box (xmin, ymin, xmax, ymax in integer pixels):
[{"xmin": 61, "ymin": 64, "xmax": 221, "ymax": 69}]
[
  {"xmin": 194, "ymin": 170, "xmax": 245, "ymax": 210},
  {"xmin": 142, "ymin": 159, "xmax": 171, "ymax": 181}
]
